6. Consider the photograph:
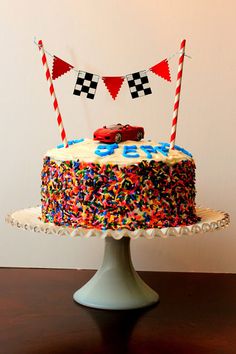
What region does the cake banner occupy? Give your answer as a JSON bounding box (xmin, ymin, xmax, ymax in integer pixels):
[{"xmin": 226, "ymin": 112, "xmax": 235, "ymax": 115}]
[
  {"xmin": 126, "ymin": 71, "xmax": 152, "ymax": 99},
  {"xmin": 150, "ymin": 59, "xmax": 171, "ymax": 82},
  {"xmin": 35, "ymin": 40, "xmax": 179, "ymax": 100},
  {"xmin": 52, "ymin": 56, "xmax": 74, "ymax": 80},
  {"xmin": 102, "ymin": 77, "xmax": 125, "ymax": 100},
  {"xmin": 73, "ymin": 71, "xmax": 100, "ymax": 99}
]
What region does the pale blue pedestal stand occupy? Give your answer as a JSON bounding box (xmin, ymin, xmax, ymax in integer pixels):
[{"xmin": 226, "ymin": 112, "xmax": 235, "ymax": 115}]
[
  {"xmin": 73, "ymin": 237, "xmax": 159, "ymax": 310},
  {"xmin": 6, "ymin": 206, "xmax": 230, "ymax": 311}
]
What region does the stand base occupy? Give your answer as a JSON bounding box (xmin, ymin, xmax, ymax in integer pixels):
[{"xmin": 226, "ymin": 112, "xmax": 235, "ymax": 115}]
[
  {"xmin": 7, "ymin": 207, "xmax": 230, "ymax": 310},
  {"xmin": 73, "ymin": 237, "xmax": 159, "ymax": 310}
]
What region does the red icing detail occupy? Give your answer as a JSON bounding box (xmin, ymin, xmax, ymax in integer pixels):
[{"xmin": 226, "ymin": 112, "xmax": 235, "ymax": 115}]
[
  {"xmin": 150, "ymin": 59, "xmax": 171, "ymax": 82},
  {"xmin": 52, "ymin": 56, "xmax": 73, "ymax": 80},
  {"xmin": 102, "ymin": 77, "xmax": 125, "ymax": 100}
]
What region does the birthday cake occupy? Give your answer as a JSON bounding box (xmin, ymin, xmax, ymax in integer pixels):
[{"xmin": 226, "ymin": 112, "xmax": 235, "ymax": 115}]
[{"xmin": 41, "ymin": 136, "xmax": 199, "ymax": 231}]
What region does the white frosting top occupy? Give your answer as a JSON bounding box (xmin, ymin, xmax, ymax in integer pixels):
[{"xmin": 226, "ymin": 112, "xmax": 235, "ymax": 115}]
[{"xmin": 45, "ymin": 139, "xmax": 192, "ymax": 166}]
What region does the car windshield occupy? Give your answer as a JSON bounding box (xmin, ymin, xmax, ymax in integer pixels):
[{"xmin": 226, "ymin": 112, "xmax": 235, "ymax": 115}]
[{"xmin": 106, "ymin": 124, "xmax": 123, "ymax": 130}]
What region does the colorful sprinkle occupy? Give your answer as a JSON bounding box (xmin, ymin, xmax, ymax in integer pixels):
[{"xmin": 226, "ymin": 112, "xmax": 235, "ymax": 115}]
[{"xmin": 41, "ymin": 157, "xmax": 199, "ymax": 230}]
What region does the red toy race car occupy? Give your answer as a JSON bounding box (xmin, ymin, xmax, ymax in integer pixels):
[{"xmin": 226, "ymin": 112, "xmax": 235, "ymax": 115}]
[{"xmin": 93, "ymin": 124, "xmax": 144, "ymax": 143}]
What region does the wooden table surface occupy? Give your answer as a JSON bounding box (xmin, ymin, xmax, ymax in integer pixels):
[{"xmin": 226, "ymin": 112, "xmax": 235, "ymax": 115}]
[{"xmin": 0, "ymin": 268, "xmax": 235, "ymax": 354}]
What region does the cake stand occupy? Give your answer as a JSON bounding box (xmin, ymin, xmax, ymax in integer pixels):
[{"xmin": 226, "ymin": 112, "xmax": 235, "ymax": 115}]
[{"xmin": 6, "ymin": 207, "xmax": 229, "ymax": 310}]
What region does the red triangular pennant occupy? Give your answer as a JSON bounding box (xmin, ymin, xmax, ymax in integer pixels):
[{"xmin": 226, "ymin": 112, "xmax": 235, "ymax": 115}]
[
  {"xmin": 102, "ymin": 76, "xmax": 125, "ymax": 100},
  {"xmin": 149, "ymin": 59, "xmax": 171, "ymax": 82},
  {"xmin": 52, "ymin": 56, "xmax": 74, "ymax": 80}
]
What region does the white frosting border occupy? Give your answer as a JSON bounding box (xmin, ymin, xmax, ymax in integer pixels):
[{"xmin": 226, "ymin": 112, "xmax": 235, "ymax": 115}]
[
  {"xmin": 45, "ymin": 139, "xmax": 192, "ymax": 166},
  {"xmin": 6, "ymin": 207, "xmax": 230, "ymax": 240}
]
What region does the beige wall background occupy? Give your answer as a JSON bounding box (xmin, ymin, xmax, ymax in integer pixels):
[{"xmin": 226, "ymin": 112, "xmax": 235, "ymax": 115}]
[{"xmin": 0, "ymin": 0, "xmax": 235, "ymax": 272}]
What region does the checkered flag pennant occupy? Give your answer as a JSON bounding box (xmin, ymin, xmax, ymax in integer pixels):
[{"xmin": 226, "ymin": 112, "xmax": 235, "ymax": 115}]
[
  {"xmin": 126, "ymin": 70, "xmax": 152, "ymax": 99},
  {"xmin": 73, "ymin": 71, "xmax": 99, "ymax": 99}
]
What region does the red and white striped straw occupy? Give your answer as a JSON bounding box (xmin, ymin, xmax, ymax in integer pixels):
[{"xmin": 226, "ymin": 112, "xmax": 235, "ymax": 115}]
[
  {"xmin": 169, "ymin": 39, "xmax": 186, "ymax": 150},
  {"xmin": 38, "ymin": 39, "xmax": 68, "ymax": 148}
]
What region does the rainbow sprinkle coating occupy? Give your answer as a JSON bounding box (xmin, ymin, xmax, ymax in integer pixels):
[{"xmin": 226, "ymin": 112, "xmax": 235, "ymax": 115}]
[{"xmin": 41, "ymin": 157, "xmax": 199, "ymax": 230}]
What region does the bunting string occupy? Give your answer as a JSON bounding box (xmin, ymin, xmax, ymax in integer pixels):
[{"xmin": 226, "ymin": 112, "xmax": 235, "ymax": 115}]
[{"xmin": 34, "ymin": 38, "xmax": 191, "ymax": 101}]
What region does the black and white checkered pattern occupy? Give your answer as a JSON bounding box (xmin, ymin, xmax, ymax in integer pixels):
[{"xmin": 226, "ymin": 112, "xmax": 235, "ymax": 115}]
[
  {"xmin": 126, "ymin": 70, "xmax": 152, "ymax": 99},
  {"xmin": 73, "ymin": 71, "xmax": 99, "ymax": 99}
]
